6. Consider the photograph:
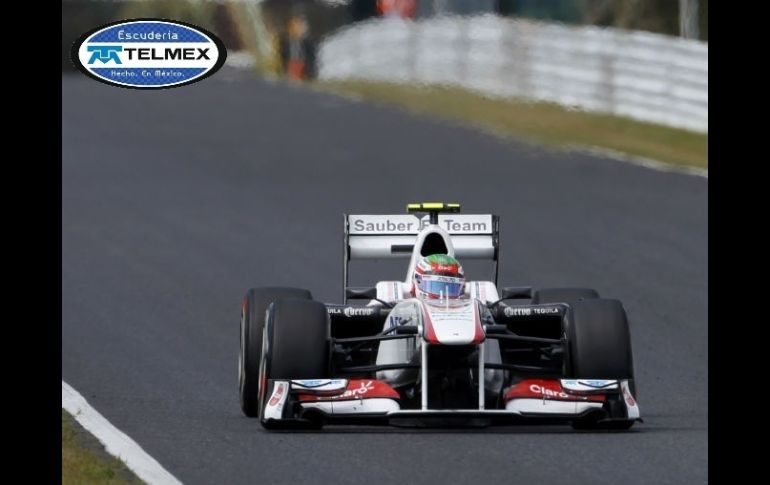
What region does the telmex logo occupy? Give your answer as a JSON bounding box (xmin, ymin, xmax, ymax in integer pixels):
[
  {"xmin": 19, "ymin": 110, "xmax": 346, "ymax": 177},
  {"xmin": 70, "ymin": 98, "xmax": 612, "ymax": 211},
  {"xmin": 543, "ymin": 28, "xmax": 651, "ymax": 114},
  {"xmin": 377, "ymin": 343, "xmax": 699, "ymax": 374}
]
[{"xmin": 71, "ymin": 19, "xmax": 226, "ymax": 89}]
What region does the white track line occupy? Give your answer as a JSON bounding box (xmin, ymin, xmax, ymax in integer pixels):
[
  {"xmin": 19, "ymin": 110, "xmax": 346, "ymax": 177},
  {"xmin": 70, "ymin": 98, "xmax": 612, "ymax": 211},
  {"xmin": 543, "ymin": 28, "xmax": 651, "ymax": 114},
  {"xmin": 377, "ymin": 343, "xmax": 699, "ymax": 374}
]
[{"xmin": 62, "ymin": 380, "xmax": 183, "ymax": 485}]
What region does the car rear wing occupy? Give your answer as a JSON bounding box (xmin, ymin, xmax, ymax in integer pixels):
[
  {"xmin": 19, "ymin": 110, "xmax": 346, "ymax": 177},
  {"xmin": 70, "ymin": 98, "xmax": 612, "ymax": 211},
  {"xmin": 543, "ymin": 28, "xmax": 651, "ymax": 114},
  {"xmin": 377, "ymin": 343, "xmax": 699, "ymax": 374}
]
[{"xmin": 343, "ymin": 212, "xmax": 500, "ymax": 294}]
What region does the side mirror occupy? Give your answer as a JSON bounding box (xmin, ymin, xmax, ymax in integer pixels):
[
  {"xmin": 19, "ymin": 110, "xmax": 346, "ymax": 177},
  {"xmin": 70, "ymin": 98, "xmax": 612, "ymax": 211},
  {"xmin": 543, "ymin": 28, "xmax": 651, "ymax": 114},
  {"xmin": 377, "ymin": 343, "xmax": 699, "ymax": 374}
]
[
  {"xmin": 395, "ymin": 325, "xmax": 419, "ymax": 335},
  {"xmin": 345, "ymin": 287, "xmax": 377, "ymax": 300},
  {"xmin": 501, "ymin": 287, "xmax": 532, "ymax": 300},
  {"xmin": 483, "ymin": 324, "xmax": 508, "ymax": 334}
]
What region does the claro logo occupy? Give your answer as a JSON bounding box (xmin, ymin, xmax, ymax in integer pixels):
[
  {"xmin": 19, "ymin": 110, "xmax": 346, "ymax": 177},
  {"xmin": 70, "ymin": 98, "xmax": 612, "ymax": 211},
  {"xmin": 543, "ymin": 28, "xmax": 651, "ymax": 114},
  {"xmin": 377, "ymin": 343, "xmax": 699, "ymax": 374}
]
[
  {"xmin": 530, "ymin": 384, "xmax": 569, "ymax": 399},
  {"xmin": 71, "ymin": 19, "xmax": 226, "ymax": 89}
]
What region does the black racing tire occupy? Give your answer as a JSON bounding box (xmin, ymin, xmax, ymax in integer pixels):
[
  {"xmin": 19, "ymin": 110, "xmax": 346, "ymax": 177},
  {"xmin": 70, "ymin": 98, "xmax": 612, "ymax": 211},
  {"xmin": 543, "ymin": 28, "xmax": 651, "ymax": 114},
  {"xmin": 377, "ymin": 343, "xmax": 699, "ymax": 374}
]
[
  {"xmin": 565, "ymin": 298, "xmax": 635, "ymax": 430},
  {"xmin": 566, "ymin": 298, "xmax": 633, "ymax": 379},
  {"xmin": 531, "ymin": 287, "xmax": 599, "ymax": 305},
  {"xmin": 262, "ymin": 298, "xmax": 330, "ymax": 380},
  {"xmin": 258, "ymin": 298, "xmax": 330, "ymax": 424},
  {"xmin": 239, "ymin": 287, "xmax": 312, "ymax": 417}
]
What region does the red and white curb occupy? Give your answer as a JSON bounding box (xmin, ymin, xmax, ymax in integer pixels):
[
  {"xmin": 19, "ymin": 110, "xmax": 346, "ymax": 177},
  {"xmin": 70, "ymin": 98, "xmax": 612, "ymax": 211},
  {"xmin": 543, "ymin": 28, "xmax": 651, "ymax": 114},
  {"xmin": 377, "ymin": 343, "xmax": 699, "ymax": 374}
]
[{"xmin": 62, "ymin": 380, "xmax": 183, "ymax": 485}]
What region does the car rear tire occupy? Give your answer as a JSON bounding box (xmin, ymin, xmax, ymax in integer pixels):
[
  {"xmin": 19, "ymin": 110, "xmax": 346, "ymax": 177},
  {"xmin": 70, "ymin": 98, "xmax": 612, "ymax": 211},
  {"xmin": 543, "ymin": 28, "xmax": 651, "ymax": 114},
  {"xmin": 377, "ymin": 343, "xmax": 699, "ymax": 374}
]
[
  {"xmin": 239, "ymin": 287, "xmax": 312, "ymax": 417},
  {"xmin": 531, "ymin": 287, "xmax": 599, "ymax": 305},
  {"xmin": 565, "ymin": 298, "xmax": 636, "ymax": 430}
]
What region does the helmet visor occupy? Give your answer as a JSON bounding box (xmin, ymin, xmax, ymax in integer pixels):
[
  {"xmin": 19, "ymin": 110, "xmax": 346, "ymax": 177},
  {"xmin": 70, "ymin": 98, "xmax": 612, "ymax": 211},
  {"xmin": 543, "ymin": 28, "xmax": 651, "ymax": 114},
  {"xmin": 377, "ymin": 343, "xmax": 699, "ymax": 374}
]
[{"xmin": 417, "ymin": 276, "xmax": 464, "ymax": 298}]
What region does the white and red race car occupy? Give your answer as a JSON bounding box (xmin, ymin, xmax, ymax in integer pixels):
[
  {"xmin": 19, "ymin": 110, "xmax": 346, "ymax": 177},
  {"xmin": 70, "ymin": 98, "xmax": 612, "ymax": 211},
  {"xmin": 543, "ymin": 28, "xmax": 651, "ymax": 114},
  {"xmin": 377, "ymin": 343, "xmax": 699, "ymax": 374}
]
[{"xmin": 239, "ymin": 203, "xmax": 640, "ymax": 429}]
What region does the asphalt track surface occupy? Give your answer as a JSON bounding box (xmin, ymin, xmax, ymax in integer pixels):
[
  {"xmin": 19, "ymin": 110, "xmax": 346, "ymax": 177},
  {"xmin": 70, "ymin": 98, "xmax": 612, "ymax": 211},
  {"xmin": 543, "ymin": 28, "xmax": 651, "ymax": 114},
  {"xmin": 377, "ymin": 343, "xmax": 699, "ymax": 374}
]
[{"xmin": 62, "ymin": 68, "xmax": 707, "ymax": 485}]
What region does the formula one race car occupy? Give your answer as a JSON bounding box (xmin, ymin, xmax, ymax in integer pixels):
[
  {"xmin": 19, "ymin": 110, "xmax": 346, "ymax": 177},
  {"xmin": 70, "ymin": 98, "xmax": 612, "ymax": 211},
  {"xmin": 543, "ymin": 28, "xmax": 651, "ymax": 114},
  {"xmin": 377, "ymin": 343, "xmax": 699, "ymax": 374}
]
[{"xmin": 239, "ymin": 203, "xmax": 640, "ymax": 430}]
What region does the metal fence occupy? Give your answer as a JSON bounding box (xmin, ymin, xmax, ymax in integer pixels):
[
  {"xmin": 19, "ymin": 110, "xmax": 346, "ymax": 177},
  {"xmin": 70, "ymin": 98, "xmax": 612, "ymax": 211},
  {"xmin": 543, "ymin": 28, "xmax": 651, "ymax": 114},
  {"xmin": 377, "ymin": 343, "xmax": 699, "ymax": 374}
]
[{"xmin": 318, "ymin": 15, "xmax": 708, "ymax": 133}]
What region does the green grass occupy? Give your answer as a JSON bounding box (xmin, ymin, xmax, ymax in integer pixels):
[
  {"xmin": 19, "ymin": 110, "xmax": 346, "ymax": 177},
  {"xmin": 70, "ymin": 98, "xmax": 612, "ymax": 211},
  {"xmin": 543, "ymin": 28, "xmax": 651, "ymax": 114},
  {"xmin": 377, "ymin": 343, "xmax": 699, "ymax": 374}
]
[
  {"xmin": 314, "ymin": 81, "xmax": 708, "ymax": 170},
  {"xmin": 62, "ymin": 409, "xmax": 142, "ymax": 485}
]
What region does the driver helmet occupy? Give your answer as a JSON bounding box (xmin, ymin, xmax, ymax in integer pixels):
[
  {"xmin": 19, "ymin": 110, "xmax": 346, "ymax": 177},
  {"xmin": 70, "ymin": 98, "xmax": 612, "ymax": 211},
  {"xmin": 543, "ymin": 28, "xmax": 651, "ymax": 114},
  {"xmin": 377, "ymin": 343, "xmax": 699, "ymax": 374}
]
[{"xmin": 413, "ymin": 254, "xmax": 465, "ymax": 299}]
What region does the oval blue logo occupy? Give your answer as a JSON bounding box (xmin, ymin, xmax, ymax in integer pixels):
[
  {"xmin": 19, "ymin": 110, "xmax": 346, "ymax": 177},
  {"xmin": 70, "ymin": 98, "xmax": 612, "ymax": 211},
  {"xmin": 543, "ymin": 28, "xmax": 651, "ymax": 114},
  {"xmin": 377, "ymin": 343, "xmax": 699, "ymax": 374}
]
[{"xmin": 71, "ymin": 19, "xmax": 227, "ymax": 89}]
